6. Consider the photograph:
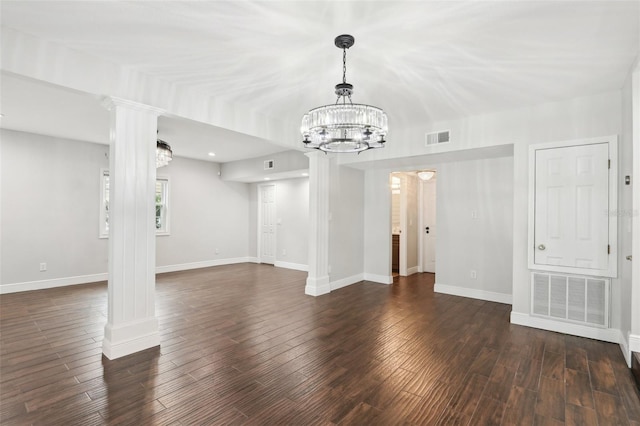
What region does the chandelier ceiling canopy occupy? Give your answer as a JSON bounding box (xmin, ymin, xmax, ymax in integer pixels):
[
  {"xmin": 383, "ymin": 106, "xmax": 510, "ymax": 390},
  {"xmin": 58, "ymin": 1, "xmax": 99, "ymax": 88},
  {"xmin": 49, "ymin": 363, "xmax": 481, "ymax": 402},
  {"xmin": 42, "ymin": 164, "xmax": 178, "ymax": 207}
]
[{"xmin": 301, "ymin": 34, "xmax": 388, "ymax": 154}]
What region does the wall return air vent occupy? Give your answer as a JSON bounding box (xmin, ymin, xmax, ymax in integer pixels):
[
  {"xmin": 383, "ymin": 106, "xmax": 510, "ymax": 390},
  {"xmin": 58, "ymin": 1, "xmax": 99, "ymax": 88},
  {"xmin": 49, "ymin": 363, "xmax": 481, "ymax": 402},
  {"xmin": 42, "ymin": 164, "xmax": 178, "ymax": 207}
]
[
  {"xmin": 425, "ymin": 130, "xmax": 450, "ymax": 146},
  {"xmin": 531, "ymin": 272, "xmax": 609, "ymax": 328}
]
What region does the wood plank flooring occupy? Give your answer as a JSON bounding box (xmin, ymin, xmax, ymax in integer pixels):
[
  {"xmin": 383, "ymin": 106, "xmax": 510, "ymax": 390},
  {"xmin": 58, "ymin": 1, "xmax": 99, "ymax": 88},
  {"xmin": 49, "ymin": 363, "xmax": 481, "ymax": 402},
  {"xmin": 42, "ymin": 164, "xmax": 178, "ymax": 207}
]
[{"xmin": 1, "ymin": 264, "xmax": 639, "ymax": 425}]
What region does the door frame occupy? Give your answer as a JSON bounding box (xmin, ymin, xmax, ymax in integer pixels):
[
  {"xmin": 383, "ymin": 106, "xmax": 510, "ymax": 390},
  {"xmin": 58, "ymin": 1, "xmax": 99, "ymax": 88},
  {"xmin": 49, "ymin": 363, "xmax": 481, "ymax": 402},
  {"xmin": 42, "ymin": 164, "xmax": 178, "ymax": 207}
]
[
  {"xmin": 257, "ymin": 183, "xmax": 276, "ymax": 264},
  {"xmin": 418, "ymin": 176, "xmax": 436, "ymax": 274},
  {"xmin": 527, "ymin": 135, "xmax": 618, "ymax": 278}
]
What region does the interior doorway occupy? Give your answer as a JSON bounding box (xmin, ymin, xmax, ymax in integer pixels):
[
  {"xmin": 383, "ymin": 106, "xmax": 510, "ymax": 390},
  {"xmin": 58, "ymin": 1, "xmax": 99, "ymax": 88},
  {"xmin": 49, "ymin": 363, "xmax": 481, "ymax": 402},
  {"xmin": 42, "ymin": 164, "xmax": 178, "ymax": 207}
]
[
  {"xmin": 258, "ymin": 183, "xmax": 276, "ymax": 265},
  {"xmin": 390, "ymin": 170, "xmax": 436, "ymax": 277},
  {"xmin": 419, "ymin": 172, "xmax": 437, "ymax": 273}
]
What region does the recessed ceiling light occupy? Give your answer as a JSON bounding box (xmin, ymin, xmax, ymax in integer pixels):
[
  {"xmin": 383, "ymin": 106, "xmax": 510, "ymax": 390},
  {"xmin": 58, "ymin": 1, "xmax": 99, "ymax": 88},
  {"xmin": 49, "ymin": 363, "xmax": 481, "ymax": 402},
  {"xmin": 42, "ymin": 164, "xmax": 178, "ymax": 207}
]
[
  {"xmin": 302, "ymin": 172, "xmax": 309, "ymax": 176},
  {"xmin": 208, "ymin": 152, "xmax": 216, "ymax": 157},
  {"xmin": 264, "ymin": 177, "xmax": 271, "ymax": 181}
]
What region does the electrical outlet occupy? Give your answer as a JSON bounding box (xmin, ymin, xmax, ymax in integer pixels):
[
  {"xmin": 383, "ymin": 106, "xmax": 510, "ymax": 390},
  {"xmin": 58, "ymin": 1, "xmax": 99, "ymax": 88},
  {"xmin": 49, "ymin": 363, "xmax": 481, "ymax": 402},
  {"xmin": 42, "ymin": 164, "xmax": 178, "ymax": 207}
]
[
  {"xmin": 215, "ymin": 248, "xmax": 219, "ymax": 255},
  {"xmin": 282, "ymin": 249, "xmax": 287, "ymax": 256},
  {"xmin": 471, "ymin": 210, "xmax": 478, "ymax": 219},
  {"xmin": 470, "ymin": 270, "xmax": 477, "ymax": 279},
  {"xmin": 40, "ymin": 262, "xmax": 47, "ymax": 272}
]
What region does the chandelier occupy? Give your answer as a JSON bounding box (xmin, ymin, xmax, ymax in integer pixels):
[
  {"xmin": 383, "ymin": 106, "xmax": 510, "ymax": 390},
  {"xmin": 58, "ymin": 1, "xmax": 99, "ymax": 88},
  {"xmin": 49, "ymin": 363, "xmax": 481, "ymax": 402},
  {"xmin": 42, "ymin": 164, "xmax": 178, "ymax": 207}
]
[
  {"xmin": 156, "ymin": 137, "xmax": 172, "ymax": 168},
  {"xmin": 301, "ymin": 34, "xmax": 388, "ymax": 153}
]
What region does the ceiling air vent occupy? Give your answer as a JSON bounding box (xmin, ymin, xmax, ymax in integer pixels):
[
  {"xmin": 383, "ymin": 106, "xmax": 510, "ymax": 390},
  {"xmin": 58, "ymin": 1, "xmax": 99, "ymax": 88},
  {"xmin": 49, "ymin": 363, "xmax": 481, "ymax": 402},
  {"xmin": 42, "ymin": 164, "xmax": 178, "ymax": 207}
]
[
  {"xmin": 264, "ymin": 160, "xmax": 274, "ymax": 170},
  {"xmin": 425, "ymin": 130, "xmax": 450, "ymax": 146}
]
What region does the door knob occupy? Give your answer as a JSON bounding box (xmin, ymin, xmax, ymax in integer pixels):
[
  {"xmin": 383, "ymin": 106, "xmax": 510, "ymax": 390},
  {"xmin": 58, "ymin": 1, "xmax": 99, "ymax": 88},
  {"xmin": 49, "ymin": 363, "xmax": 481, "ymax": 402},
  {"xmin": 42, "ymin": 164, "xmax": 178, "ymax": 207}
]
[
  {"xmin": 627, "ymin": 255, "xmax": 633, "ymax": 261},
  {"xmin": 538, "ymin": 244, "xmax": 546, "ymax": 251}
]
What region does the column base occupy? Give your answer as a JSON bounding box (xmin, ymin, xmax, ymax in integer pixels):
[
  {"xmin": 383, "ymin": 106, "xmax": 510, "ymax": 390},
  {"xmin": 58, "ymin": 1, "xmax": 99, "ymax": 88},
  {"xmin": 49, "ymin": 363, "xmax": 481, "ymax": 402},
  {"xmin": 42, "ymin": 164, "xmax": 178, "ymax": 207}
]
[
  {"xmin": 102, "ymin": 317, "xmax": 160, "ymax": 360},
  {"xmin": 305, "ymin": 275, "xmax": 331, "ymax": 296}
]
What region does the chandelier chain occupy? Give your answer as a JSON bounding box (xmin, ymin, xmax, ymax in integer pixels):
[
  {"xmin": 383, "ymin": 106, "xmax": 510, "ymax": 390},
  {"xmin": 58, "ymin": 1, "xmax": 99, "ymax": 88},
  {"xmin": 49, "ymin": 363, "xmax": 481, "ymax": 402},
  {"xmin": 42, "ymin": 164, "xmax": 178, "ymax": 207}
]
[{"xmin": 342, "ymin": 48, "xmax": 347, "ymax": 84}]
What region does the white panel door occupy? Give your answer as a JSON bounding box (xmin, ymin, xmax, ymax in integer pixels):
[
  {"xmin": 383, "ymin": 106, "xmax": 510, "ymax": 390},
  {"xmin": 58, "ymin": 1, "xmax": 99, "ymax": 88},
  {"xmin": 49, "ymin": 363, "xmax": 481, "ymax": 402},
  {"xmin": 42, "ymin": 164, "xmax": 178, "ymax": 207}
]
[
  {"xmin": 260, "ymin": 184, "xmax": 276, "ymax": 264},
  {"xmin": 421, "ymin": 179, "xmax": 436, "ymax": 273},
  {"xmin": 534, "ymin": 143, "xmax": 609, "ymax": 270}
]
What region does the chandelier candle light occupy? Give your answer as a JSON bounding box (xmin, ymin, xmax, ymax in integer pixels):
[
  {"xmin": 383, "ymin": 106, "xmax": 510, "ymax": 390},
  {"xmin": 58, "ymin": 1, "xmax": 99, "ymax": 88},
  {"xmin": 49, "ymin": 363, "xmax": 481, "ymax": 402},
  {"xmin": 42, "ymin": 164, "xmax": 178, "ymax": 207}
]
[{"xmin": 301, "ymin": 34, "xmax": 388, "ymax": 153}]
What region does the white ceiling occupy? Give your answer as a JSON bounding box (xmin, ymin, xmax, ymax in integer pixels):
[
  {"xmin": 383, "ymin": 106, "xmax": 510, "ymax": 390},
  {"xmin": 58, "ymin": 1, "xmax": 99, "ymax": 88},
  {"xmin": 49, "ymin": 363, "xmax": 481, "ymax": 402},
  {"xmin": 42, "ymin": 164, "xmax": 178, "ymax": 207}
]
[
  {"xmin": 1, "ymin": 1, "xmax": 639, "ymax": 160},
  {"xmin": 0, "ymin": 73, "xmax": 288, "ymax": 163}
]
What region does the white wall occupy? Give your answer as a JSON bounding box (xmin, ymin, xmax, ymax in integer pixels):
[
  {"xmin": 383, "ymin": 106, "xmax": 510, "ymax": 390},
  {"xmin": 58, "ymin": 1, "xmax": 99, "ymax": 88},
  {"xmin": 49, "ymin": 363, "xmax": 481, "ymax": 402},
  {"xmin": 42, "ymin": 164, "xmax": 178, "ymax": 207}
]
[
  {"xmin": 435, "ymin": 156, "xmax": 514, "ymax": 300},
  {"xmin": 362, "ymin": 155, "xmax": 513, "ymax": 298},
  {"xmin": 274, "ymin": 178, "xmax": 309, "ymax": 268},
  {"xmin": 619, "ymin": 71, "xmax": 634, "ymax": 348},
  {"xmin": 249, "ymin": 178, "xmax": 310, "ymax": 269},
  {"xmin": 510, "ymin": 91, "xmax": 623, "ymax": 321},
  {"xmin": 221, "ymin": 150, "xmax": 308, "ymax": 182},
  {"xmin": 363, "ymin": 169, "xmax": 393, "ymax": 282},
  {"xmin": 1, "ymin": 130, "xmax": 109, "ymax": 285},
  {"xmin": 329, "ymin": 163, "xmax": 365, "ymax": 285},
  {"xmin": 155, "ymin": 156, "xmax": 251, "ymax": 270},
  {"xmin": 1, "ymin": 130, "xmax": 254, "ymax": 290}
]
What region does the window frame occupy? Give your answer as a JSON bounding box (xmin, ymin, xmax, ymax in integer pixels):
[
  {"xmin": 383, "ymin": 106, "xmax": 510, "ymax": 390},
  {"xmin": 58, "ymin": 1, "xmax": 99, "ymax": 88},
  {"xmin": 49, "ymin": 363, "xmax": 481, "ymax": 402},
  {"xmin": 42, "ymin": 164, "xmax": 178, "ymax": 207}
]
[{"xmin": 99, "ymin": 169, "xmax": 170, "ymax": 238}]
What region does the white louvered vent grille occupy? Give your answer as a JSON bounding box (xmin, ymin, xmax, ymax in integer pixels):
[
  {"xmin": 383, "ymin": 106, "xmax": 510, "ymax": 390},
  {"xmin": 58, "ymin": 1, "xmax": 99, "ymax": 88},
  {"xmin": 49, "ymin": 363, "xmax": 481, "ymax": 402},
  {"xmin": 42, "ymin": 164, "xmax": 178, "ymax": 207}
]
[
  {"xmin": 264, "ymin": 160, "xmax": 274, "ymax": 170},
  {"xmin": 425, "ymin": 130, "xmax": 450, "ymax": 146},
  {"xmin": 531, "ymin": 272, "xmax": 609, "ymax": 328}
]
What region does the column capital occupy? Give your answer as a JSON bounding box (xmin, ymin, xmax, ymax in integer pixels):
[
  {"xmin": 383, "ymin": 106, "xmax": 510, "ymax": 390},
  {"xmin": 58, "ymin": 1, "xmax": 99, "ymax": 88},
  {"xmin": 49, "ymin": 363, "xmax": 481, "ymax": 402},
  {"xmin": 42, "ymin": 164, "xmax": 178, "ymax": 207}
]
[{"xmin": 101, "ymin": 96, "xmax": 165, "ymax": 116}]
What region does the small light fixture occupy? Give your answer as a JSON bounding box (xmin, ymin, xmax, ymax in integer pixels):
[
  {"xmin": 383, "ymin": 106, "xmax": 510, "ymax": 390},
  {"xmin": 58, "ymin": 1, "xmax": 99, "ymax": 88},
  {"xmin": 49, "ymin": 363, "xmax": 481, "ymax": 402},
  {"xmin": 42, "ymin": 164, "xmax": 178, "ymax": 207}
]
[
  {"xmin": 301, "ymin": 34, "xmax": 388, "ymax": 153},
  {"xmin": 418, "ymin": 171, "xmax": 435, "ymax": 181},
  {"xmin": 302, "ymin": 172, "xmax": 309, "ymax": 177},
  {"xmin": 264, "ymin": 177, "xmax": 271, "ymax": 181},
  {"xmin": 208, "ymin": 152, "xmax": 216, "ymax": 157},
  {"xmin": 156, "ymin": 133, "xmax": 173, "ymax": 168}
]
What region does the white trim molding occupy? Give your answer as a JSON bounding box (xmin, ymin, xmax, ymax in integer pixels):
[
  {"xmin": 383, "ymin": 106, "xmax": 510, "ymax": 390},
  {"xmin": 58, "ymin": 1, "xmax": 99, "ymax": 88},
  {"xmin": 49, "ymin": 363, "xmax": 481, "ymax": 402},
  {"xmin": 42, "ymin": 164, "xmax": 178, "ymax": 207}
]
[
  {"xmin": 305, "ymin": 275, "xmax": 330, "ymax": 296},
  {"xmin": 102, "ymin": 316, "xmax": 160, "ymax": 360},
  {"xmin": 155, "ymin": 257, "xmax": 253, "ymax": 274},
  {"xmin": 0, "ymin": 273, "xmax": 108, "ymax": 294},
  {"xmin": 364, "ymin": 273, "xmax": 394, "ymax": 285},
  {"xmin": 630, "ymin": 334, "xmax": 640, "ymax": 353},
  {"xmin": 435, "ymin": 282, "xmax": 512, "ymax": 304},
  {"xmin": 330, "ymin": 274, "xmax": 364, "ymax": 291},
  {"xmin": 274, "ymin": 261, "xmax": 308, "ymax": 272},
  {"xmin": 511, "ymin": 312, "xmax": 621, "ymax": 344},
  {"xmin": 527, "ymin": 135, "xmax": 618, "ymax": 278},
  {"xmin": 1, "ymin": 257, "xmax": 257, "ymax": 294},
  {"xmin": 405, "ymin": 266, "xmax": 420, "ymax": 276},
  {"xmin": 619, "ymin": 331, "xmax": 631, "ymax": 367}
]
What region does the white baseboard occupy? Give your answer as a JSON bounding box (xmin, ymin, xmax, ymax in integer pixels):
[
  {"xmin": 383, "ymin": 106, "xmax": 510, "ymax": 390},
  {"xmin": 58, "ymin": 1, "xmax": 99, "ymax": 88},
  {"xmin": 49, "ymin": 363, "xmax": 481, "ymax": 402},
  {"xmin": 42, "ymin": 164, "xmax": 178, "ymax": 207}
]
[
  {"xmin": 510, "ymin": 311, "xmax": 622, "ymax": 344},
  {"xmin": 434, "ymin": 283, "xmax": 512, "ymax": 304},
  {"xmin": 0, "ymin": 273, "xmax": 108, "ymax": 294},
  {"xmin": 248, "ymin": 257, "xmax": 259, "ymax": 264},
  {"xmin": 156, "ymin": 257, "xmax": 253, "ymax": 274},
  {"xmin": 1, "ymin": 257, "xmax": 256, "ymax": 294},
  {"xmin": 102, "ymin": 316, "xmax": 160, "ymax": 360},
  {"xmin": 406, "ymin": 266, "xmax": 420, "ymax": 276},
  {"xmin": 619, "ymin": 331, "xmax": 631, "ymax": 367},
  {"xmin": 274, "ymin": 261, "xmax": 308, "ymax": 272},
  {"xmin": 305, "ymin": 275, "xmax": 330, "ymax": 296},
  {"xmin": 630, "ymin": 334, "xmax": 640, "ymax": 353},
  {"xmin": 330, "ymin": 273, "xmax": 364, "ymax": 291},
  {"xmin": 363, "ymin": 273, "xmax": 393, "ymax": 285}
]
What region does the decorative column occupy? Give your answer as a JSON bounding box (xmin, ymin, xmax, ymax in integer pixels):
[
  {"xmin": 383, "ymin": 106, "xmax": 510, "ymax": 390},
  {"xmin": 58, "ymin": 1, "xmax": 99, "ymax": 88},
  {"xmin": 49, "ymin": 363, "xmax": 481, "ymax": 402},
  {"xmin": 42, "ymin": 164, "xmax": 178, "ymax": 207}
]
[
  {"xmin": 305, "ymin": 152, "xmax": 331, "ymax": 296},
  {"xmin": 101, "ymin": 97, "xmax": 164, "ymax": 359}
]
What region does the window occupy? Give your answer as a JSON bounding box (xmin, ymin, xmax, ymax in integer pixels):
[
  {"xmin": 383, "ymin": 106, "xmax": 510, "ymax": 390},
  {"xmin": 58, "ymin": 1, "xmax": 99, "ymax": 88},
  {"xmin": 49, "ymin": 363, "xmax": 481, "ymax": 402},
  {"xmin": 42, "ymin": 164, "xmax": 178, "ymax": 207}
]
[
  {"xmin": 100, "ymin": 169, "xmax": 170, "ymax": 238},
  {"xmin": 155, "ymin": 178, "xmax": 169, "ymax": 235}
]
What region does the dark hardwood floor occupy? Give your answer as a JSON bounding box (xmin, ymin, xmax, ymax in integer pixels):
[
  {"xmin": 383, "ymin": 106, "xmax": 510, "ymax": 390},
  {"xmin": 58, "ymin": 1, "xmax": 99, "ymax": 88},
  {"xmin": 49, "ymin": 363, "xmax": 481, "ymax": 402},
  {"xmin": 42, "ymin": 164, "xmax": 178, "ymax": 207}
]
[{"xmin": 1, "ymin": 264, "xmax": 639, "ymax": 425}]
